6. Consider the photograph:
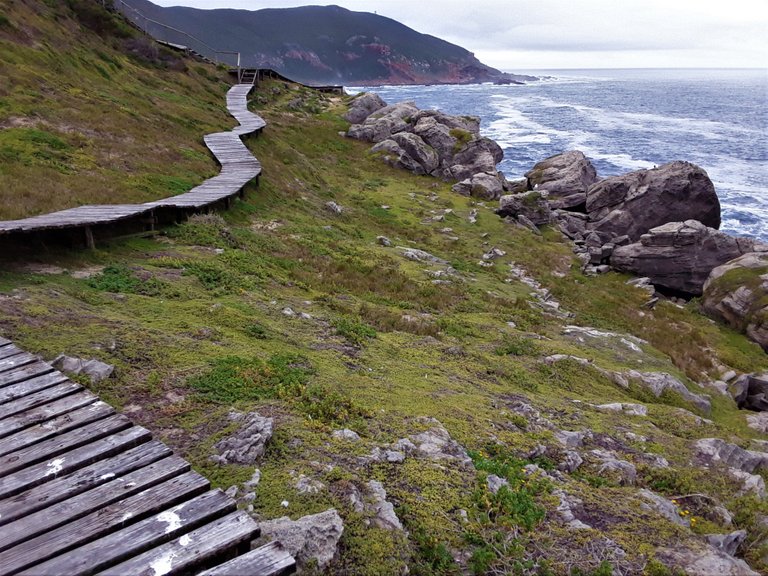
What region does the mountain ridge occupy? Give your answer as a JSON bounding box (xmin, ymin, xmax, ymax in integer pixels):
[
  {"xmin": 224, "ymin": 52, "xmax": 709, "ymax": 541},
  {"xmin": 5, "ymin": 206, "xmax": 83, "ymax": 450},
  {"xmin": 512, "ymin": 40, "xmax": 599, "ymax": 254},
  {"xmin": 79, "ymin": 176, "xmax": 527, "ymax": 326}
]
[{"xmin": 122, "ymin": 0, "xmax": 534, "ymax": 85}]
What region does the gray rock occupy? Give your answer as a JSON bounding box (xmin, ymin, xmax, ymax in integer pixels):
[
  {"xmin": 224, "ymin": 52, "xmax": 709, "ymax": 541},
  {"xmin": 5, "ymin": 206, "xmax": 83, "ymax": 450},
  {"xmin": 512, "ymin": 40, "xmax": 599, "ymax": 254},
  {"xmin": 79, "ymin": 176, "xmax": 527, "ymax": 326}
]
[
  {"xmin": 295, "ymin": 474, "xmax": 325, "ymax": 495},
  {"xmin": 587, "ymin": 161, "xmax": 720, "ymax": 241},
  {"xmin": 627, "ymin": 371, "xmax": 711, "ymax": 414},
  {"xmin": 554, "ymin": 489, "xmax": 591, "ymax": 529},
  {"xmin": 611, "ymin": 220, "xmax": 761, "ymax": 295},
  {"xmin": 409, "ymin": 418, "xmax": 472, "ymax": 466},
  {"xmin": 516, "ymin": 214, "xmax": 541, "ymax": 235},
  {"xmin": 211, "ymin": 411, "xmax": 273, "ymax": 465},
  {"xmin": 325, "ymin": 201, "xmax": 344, "ymax": 215},
  {"xmin": 525, "ymin": 151, "xmax": 598, "ymax": 209},
  {"xmin": 412, "ymin": 116, "xmax": 457, "ymax": 160},
  {"xmin": 497, "ymin": 191, "xmax": 553, "ymax": 226},
  {"xmin": 694, "ymin": 438, "xmax": 768, "ymax": 474},
  {"xmin": 52, "ymin": 355, "xmax": 114, "ymax": 384},
  {"xmin": 637, "ymin": 489, "xmax": 689, "ymax": 526},
  {"xmin": 707, "ymin": 530, "xmax": 747, "ymax": 557},
  {"xmin": 259, "ymin": 509, "xmax": 344, "ymax": 571},
  {"xmin": 399, "ymin": 247, "xmax": 447, "ymax": 265},
  {"xmin": 390, "ymin": 132, "xmax": 439, "ymax": 174},
  {"xmin": 728, "ymin": 468, "xmax": 766, "ymax": 497},
  {"xmin": 344, "ymin": 92, "xmax": 386, "ymax": 124},
  {"xmin": 347, "ymin": 101, "xmax": 418, "ymax": 143},
  {"xmin": 554, "ymin": 429, "xmax": 589, "ymax": 449},
  {"xmin": 746, "ymin": 412, "xmax": 768, "ymax": 433},
  {"xmin": 486, "ymin": 474, "xmax": 510, "ymax": 495},
  {"xmin": 465, "ymin": 172, "xmax": 505, "ymax": 200},
  {"xmin": 595, "ymin": 402, "xmax": 648, "ymax": 417},
  {"xmin": 376, "ymin": 235, "xmax": 392, "ymax": 247},
  {"xmin": 558, "ymin": 450, "xmax": 584, "ymax": 473},
  {"xmin": 366, "ymin": 481, "xmax": 404, "ymax": 531},
  {"xmin": 555, "ymin": 210, "xmax": 589, "ymax": 239},
  {"xmin": 332, "ymin": 429, "xmax": 361, "ymax": 442},
  {"xmin": 730, "ymin": 375, "xmax": 751, "ymax": 406},
  {"xmin": 656, "ymin": 544, "xmax": 759, "ymax": 575},
  {"xmin": 589, "ymin": 449, "xmax": 637, "ymax": 485},
  {"xmin": 702, "ymin": 252, "xmax": 768, "ymax": 352}
]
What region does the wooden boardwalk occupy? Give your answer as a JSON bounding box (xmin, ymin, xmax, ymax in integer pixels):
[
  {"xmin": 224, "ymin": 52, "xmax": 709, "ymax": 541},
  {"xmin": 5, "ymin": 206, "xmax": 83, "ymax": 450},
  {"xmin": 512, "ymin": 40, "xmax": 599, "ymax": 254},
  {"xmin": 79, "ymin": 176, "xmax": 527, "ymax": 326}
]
[
  {"xmin": 0, "ymin": 336, "xmax": 295, "ymax": 576},
  {"xmin": 0, "ymin": 83, "xmax": 264, "ymax": 242}
]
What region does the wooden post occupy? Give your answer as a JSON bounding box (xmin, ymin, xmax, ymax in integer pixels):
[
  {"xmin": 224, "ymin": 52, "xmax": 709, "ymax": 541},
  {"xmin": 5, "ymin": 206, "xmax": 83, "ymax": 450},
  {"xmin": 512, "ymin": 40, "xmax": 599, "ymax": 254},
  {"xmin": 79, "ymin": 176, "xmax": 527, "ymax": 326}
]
[{"xmin": 84, "ymin": 227, "xmax": 95, "ymax": 250}]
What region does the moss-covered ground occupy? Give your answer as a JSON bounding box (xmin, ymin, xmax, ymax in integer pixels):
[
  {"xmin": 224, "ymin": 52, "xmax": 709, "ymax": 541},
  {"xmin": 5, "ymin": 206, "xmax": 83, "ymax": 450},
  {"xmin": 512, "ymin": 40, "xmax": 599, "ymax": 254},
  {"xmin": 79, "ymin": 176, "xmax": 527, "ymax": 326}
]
[{"xmin": 1, "ymin": 3, "xmax": 768, "ymax": 574}]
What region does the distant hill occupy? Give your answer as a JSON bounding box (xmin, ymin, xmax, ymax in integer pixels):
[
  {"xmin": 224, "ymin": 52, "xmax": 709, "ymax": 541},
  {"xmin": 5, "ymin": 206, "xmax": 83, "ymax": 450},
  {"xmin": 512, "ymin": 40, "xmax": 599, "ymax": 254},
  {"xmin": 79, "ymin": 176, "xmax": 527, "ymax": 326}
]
[{"xmin": 121, "ymin": 0, "xmax": 533, "ymax": 86}]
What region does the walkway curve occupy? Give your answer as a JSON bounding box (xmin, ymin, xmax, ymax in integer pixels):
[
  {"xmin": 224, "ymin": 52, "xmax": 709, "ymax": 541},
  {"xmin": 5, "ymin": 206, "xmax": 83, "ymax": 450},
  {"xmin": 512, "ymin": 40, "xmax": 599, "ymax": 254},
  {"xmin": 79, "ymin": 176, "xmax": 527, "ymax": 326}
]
[{"xmin": 0, "ymin": 83, "xmax": 264, "ymax": 238}]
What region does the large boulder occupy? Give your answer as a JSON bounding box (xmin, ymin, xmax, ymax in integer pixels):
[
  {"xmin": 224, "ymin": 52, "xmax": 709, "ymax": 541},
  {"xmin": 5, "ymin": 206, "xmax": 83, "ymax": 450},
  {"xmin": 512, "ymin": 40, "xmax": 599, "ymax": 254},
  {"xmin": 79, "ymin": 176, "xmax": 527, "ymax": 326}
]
[
  {"xmin": 391, "ymin": 132, "xmax": 439, "ymax": 174},
  {"xmin": 453, "ymin": 172, "xmax": 506, "ymax": 201},
  {"xmin": 344, "ymin": 92, "xmax": 386, "ymax": 124},
  {"xmin": 411, "ymin": 109, "xmax": 480, "ymax": 136},
  {"xmin": 702, "ymin": 252, "xmax": 768, "ymax": 352},
  {"xmin": 448, "ymin": 137, "xmax": 504, "ymax": 181},
  {"xmin": 587, "ymin": 161, "xmax": 720, "ymax": 241},
  {"xmin": 524, "ymin": 151, "xmax": 599, "ymax": 209},
  {"xmin": 497, "ymin": 191, "xmax": 553, "ymax": 226},
  {"xmin": 610, "ymin": 221, "xmax": 762, "ymax": 295},
  {"xmin": 347, "ymin": 101, "xmax": 419, "ymax": 143},
  {"xmin": 259, "ymin": 509, "xmax": 344, "ymax": 572}
]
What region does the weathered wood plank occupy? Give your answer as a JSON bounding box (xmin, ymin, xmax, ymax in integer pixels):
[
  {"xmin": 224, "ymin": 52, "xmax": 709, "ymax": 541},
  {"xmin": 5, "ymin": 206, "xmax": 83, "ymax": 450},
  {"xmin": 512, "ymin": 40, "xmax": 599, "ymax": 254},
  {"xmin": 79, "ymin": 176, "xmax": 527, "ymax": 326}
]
[
  {"xmin": 0, "ymin": 371, "xmax": 69, "ymax": 406},
  {"xmin": 0, "ymin": 455, "xmax": 190, "ymax": 553},
  {"xmin": 0, "ymin": 413, "xmax": 132, "ymax": 477},
  {"xmin": 0, "ymin": 361, "xmax": 55, "ymax": 387},
  {"xmin": 0, "ymin": 337, "xmax": 11, "ymax": 346},
  {"xmin": 98, "ymin": 510, "xmax": 259, "ymax": 576},
  {"xmin": 0, "ymin": 345, "xmax": 25, "ymax": 361},
  {"xmin": 0, "ymin": 381, "xmax": 82, "ymax": 421},
  {"xmin": 0, "ymin": 439, "xmax": 169, "ymax": 524},
  {"xmin": 0, "ymin": 400, "xmax": 114, "ymax": 457},
  {"xmin": 21, "ymin": 489, "xmax": 236, "ymax": 576},
  {"xmin": 0, "ymin": 471, "xmax": 210, "ymax": 575},
  {"xmin": 0, "ymin": 351, "xmax": 39, "ymax": 374},
  {"xmin": 199, "ymin": 541, "xmax": 296, "ymax": 576},
  {"xmin": 0, "ymin": 391, "xmax": 99, "ymax": 439},
  {"xmin": 0, "ymin": 424, "xmax": 151, "ymax": 500}
]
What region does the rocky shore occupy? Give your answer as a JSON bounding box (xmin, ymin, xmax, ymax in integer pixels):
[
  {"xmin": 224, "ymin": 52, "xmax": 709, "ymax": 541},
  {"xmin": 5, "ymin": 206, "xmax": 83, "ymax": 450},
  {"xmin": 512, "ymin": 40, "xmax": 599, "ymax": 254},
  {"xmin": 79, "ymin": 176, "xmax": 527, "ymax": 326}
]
[{"xmin": 345, "ymin": 92, "xmax": 768, "ymax": 355}]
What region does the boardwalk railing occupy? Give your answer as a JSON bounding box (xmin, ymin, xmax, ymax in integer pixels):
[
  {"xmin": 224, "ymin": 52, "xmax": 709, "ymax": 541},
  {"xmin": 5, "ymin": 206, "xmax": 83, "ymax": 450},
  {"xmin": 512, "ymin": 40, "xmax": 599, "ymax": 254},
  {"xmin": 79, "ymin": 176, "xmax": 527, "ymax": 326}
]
[
  {"xmin": 0, "ymin": 336, "xmax": 296, "ymax": 575},
  {"xmin": 0, "ymin": 83, "xmax": 264, "ymax": 249},
  {"xmin": 112, "ymin": 0, "xmax": 242, "ymax": 75}
]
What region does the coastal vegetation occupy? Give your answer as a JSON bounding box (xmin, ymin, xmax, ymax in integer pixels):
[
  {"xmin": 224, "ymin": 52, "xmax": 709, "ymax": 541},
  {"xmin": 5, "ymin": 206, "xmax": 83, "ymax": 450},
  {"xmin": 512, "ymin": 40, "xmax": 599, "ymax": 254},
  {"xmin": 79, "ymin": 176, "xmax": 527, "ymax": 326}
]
[{"xmin": 1, "ymin": 1, "xmax": 767, "ymax": 574}]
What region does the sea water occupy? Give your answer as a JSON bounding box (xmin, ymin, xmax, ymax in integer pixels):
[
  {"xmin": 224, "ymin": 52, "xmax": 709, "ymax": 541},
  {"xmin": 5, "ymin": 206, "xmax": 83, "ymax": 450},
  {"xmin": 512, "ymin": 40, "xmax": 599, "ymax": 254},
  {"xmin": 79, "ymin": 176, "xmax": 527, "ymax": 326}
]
[{"xmin": 349, "ymin": 69, "xmax": 768, "ymax": 241}]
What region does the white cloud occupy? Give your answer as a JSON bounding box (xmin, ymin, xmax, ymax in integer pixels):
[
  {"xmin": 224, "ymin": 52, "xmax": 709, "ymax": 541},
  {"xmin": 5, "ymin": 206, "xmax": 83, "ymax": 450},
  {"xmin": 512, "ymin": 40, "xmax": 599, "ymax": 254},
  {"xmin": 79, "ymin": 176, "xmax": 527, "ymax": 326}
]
[{"xmin": 150, "ymin": 0, "xmax": 768, "ymax": 68}]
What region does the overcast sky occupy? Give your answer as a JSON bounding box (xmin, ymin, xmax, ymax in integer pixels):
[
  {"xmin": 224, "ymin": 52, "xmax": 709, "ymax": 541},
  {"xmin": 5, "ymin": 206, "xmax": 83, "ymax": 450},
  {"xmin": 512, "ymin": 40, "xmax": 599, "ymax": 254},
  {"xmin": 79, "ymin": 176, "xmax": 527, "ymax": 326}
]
[{"xmin": 152, "ymin": 0, "xmax": 768, "ymax": 69}]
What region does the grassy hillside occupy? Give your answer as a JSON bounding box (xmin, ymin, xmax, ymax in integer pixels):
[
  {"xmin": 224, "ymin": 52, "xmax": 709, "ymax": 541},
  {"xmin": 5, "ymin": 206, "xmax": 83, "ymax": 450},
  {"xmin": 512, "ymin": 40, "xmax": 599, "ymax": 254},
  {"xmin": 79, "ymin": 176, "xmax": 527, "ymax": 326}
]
[
  {"xmin": 1, "ymin": 3, "xmax": 768, "ymax": 575},
  {"xmin": 0, "ymin": 0, "xmax": 234, "ymax": 220}
]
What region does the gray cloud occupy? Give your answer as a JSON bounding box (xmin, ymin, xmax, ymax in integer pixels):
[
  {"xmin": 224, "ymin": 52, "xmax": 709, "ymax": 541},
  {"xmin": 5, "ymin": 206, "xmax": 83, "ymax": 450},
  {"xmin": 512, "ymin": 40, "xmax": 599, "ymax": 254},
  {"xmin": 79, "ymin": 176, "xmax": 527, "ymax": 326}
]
[{"xmin": 150, "ymin": 0, "xmax": 768, "ymax": 68}]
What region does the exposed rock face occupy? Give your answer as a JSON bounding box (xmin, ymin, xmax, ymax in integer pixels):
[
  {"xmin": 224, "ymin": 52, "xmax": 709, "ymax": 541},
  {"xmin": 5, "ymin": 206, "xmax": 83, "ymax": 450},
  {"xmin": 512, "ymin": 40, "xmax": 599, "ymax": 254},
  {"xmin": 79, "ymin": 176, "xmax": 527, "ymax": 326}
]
[
  {"xmin": 523, "ymin": 151, "xmax": 599, "ymax": 209},
  {"xmin": 694, "ymin": 438, "xmax": 768, "ymax": 474},
  {"xmin": 729, "ymin": 373, "xmax": 768, "ymax": 412},
  {"xmin": 702, "ymin": 252, "xmax": 768, "ymax": 352},
  {"xmin": 637, "ymin": 489, "xmax": 689, "ymax": 527},
  {"xmin": 259, "ymin": 509, "xmax": 343, "ymax": 571},
  {"xmin": 611, "ymin": 221, "xmax": 762, "ymax": 295},
  {"xmin": 344, "ymin": 92, "xmax": 386, "ymax": 124},
  {"xmin": 656, "ymin": 544, "xmax": 760, "ymax": 576},
  {"xmin": 497, "ymin": 191, "xmax": 553, "ymax": 227},
  {"xmin": 211, "ymin": 411, "xmax": 274, "ymax": 465},
  {"xmin": 627, "ymin": 371, "xmax": 711, "ymax": 414},
  {"xmin": 347, "ymin": 97, "xmax": 507, "ymax": 199},
  {"xmin": 408, "ymin": 418, "xmax": 472, "ymax": 466},
  {"xmin": 366, "ymin": 481, "xmax": 404, "ymax": 531},
  {"xmin": 586, "ymin": 161, "xmax": 721, "ymax": 241},
  {"xmin": 52, "ymin": 355, "xmax": 114, "ymax": 384}
]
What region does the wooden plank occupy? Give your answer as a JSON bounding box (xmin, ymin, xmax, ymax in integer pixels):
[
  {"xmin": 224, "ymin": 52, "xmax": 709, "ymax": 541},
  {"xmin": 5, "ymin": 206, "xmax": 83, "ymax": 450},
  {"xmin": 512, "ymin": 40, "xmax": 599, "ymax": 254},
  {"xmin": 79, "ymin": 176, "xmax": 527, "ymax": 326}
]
[
  {"xmin": 0, "ymin": 455, "xmax": 190, "ymax": 553},
  {"xmin": 0, "ymin": 391, "xmax": 100, "ymax": 439},
  {"xmin": 0, "ymin": 361, "xmax": 55, "ymax": 387},
  {"xmin": 98, "ymin": 510, "xmax": 259, "ymax": 576},
  {"xmin": 199, "ymin": 541, "xmax": 296, "ymax": 576},
  {"xmin": 21, "ymin": 489, "xmax": 236, "ymax": 576},
  {"xmin": 0, "ymin": 414, "xmax": 132, "ymax": 477},
  {"xmin": 0, "ymin": 471, "xmax": 210, "ymax": 575},
  {"xmin": 0, "ymin": 399, "xmax": 114, "ymax": 457},
  {"xmin": 0, "ymin": 371, "xmax": 69, "ymax": 406},
  {"xmin": 0, "ymin": 381, "xmax": 82, "ymax": 421},
  {"xmin": 0, "ymin": 345, "xmax": 24, "ymax": 361},
  {"xmin": 0, "ymin": 439, "xmax": 169, "ymax": 524},
  {"xmin": 0, "ymin": 425, "xmax": 151, "ymax": 500},
  {"xmin": 0, "ymin": 352, "xmax": 39, "ymax": 374},
  {"xmin": 0, "ymin": 337, "xmax": 11, "ymax": 346}
]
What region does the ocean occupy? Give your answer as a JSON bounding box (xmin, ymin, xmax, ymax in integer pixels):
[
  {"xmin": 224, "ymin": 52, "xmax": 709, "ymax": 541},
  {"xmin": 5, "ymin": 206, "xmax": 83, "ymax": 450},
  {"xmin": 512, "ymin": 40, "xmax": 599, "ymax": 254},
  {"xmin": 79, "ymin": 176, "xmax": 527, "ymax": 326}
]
[{"xmin": 349, "ymin": 68, "xmax": 768, "ymax": 241}]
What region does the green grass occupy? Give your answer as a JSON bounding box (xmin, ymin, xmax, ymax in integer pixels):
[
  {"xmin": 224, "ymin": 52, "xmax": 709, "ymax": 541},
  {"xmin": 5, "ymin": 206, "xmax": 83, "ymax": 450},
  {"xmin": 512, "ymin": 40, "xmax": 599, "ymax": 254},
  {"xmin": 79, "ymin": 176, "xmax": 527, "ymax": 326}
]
[{"xmin": 1, "ymin": 32, "xmax": 767, "ymax": 573}]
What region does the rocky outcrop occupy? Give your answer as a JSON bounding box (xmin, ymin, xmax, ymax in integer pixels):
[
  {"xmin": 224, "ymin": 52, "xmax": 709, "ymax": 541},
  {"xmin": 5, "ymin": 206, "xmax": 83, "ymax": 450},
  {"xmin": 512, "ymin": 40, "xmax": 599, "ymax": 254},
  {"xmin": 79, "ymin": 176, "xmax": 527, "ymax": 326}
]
[
  {"xmin": 211, "ymin": 411, "xmax": 274, "ymax": 465},
  {"xmin": 694, "ymin": 438, "xmax": 768, "ymax": 474},
  {"xmin": 522, "ymin": 151, "xmax": 599, "ymax": 209},
  {"xmin": 52, "ymin": 355, "xmax": 114, "ymax": 384},
  {"xmin": 610, "ymin": 221, "xmax": 763, "ymax": 295},
  {"xmin": 344, "ymin": 92, "xmax": 386, "ymax": 124},
  {"xmin": 586, "ymin": 161, "xmax": 721, "ymax": 241},
  {"xmin": 702, "ymin": 252, "xmax": 768, "ymax": 352},
  {"xmin": 347, "ymin": 97, "xmax": 507, "ymax": 199},
  {"xmin": 729, "ymin": 373, "xmax": 768, "ymax": 412},
  {"xmin": 259, "ymin": 509, "xmax": 343, "ymax": 572},
  {"xmin": 656, "ymin": 544, "xmax": 759, "ymax": 576},
  {"xmin": 496, "ymin": 191, "xmax": 553, "ymax": 227}
]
